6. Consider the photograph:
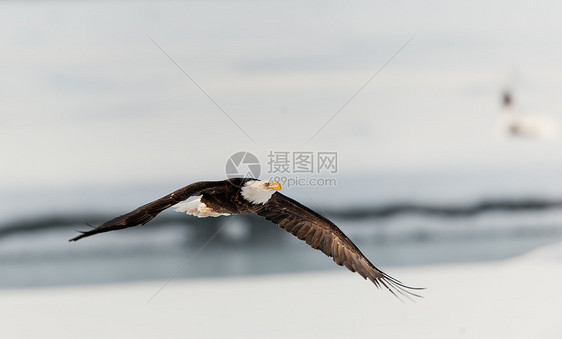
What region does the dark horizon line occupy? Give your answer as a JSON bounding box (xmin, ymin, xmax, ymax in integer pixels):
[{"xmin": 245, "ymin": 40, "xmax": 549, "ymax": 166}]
[{"xmin": 2, "ymin": 197, "xmax": 562, "ymax": 239}]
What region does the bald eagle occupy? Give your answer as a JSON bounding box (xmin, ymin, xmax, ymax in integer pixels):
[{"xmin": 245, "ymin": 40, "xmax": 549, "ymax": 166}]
[{"xmin": 70, "ymin": 178, "xmax": 421, "ymax": 298}]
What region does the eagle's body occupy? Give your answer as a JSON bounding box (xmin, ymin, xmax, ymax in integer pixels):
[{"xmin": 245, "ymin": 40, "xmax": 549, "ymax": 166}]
[
  {"xmin": 71, "ymin": 178, "xmax": 421, "ymax": 298},
  {"xmin": 174, "ymin": 178, "xmax": 268, "ymax": 217}
]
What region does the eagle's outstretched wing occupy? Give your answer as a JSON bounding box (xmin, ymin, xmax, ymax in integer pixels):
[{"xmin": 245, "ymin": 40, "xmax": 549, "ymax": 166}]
[
  {"xmin": 257, "ymin": 192, "xmax": 422, "ymax": 298},
  {"xmin": 69, "ymin": 181, "xmax": 226, "ymax": 242}
]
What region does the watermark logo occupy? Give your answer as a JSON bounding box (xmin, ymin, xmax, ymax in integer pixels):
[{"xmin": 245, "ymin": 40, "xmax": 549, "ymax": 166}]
[
  {"xmin": 225, "ymin": 151, "xmax": 261, "ymax": 179},
  {"xmin": 226, "ymin": 151, "xmax": 338, "ymax": 188}
]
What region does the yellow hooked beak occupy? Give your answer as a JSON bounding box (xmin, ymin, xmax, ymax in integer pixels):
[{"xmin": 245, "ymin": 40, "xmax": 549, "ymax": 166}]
[{"xmin": 267, "ymin": 181, "xmax": 282, "ymax": 191}]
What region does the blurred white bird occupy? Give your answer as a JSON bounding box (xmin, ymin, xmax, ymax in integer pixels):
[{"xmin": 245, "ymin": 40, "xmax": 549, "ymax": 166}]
[{"xmin": 500, "ymin": 89, "xmax": 558, "ymax": 139}]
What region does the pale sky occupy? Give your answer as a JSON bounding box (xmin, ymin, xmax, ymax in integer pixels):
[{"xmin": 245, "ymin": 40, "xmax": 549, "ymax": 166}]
[{"xmin": 2, "ymin": 0, "xmax": 562, "ymax": 190}]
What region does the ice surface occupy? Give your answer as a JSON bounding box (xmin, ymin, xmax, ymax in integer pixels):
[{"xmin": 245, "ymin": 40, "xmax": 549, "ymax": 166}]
[{"xmin": 1, "ymin": 241, "xmax": 561, "ymax": 339}]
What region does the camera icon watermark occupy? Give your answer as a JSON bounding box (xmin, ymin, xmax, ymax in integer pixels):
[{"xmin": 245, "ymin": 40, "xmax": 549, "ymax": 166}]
[{"xmin": 225, "ymin": 151, "xmax": 261, "ymax": 179}]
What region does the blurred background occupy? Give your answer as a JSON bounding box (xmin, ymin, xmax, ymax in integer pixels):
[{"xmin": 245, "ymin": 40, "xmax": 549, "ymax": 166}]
[{"xmin": 2, "ymin": 1, "xmax": 562, "ymax": 338}]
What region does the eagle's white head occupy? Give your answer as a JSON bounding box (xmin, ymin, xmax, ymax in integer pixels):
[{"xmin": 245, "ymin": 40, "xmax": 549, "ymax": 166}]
[{"xmin": 241, "ymin": 179, "xmax": 282, "ymax": 205}]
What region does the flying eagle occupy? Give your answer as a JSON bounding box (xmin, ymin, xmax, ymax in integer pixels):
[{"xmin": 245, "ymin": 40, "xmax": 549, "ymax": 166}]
[{"xmin": 70, "ymin": 178, "xmax": 421, "ymax": 298}]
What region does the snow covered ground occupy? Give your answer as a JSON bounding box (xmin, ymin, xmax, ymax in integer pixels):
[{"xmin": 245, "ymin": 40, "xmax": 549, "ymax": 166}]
[{"xmin": 3, "ymin": 242, "xmax": 561, "ymax": 339}]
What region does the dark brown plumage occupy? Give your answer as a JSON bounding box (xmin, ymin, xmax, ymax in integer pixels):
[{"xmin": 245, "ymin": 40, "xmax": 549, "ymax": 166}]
[
  {"xmin": 70, "ymin": 177, "xmax": 422, "ymax": 298},
  {"xmin": 257, "ymin": 193, "xmax": 421, "ymax": 298},
  {"xmin": 69, "ymin": 178, "xmax": 254, "ymax": 241}
]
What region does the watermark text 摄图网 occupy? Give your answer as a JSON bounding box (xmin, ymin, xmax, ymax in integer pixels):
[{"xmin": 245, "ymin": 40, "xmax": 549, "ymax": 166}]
[{"xmin": 267, "ymin": 151, "xmax": 338, "ymax": 174}]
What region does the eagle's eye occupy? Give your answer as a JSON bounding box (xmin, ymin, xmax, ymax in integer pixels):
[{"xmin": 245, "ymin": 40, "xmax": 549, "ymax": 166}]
[{"xmin": 265, "ymin": 181, "xmax": 282, "ymax": 191}]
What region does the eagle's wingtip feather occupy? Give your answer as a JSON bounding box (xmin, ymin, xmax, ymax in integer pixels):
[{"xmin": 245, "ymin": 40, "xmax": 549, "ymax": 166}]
[{"xmin": 69, "ymin": 231, "xmax": 88, "ymax": 242}]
